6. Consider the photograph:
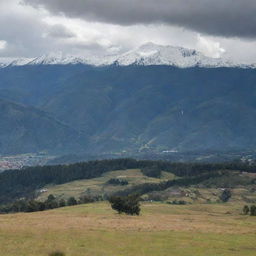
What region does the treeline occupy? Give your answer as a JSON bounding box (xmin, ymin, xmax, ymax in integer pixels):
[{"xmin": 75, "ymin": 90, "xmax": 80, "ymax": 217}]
[
  {"xmin": 0, "ymin": 194, "xmax": 99, "ymax": 214},
  {"xmin": 107, "ymin": 178, "xmax": 129, "ymax": 186},
  {"xmin": 113, "ymin": 171, "xmax": 225, "ymax": 197},
  {"xmin": 0, "ymin": 158, "xmax": 255, "ymax": 204}
]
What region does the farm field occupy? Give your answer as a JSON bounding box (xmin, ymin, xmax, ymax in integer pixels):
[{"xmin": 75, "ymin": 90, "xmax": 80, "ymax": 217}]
[{"xmin": 0, "ymin": 202, "xmax": 255, "ymax": 256}]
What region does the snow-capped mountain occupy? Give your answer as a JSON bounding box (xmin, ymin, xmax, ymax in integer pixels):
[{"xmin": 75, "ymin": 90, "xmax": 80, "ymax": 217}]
[
  {"xmin": 0, "ymin": 57, "xmax": 33, "ymax": 67},
  {"xmin": 0, "ymin": 43, "xmax": 255, "ymax": 68},
  {"xmin": 111, "ymin": 42, "xmax": 233, "ymax": 67}
]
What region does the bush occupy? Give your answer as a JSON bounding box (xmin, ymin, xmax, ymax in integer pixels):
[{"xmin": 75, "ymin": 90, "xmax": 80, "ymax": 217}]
[
  {"xmin": 67, "ymin": 197, "xmax": 77, "ymax": 206},
  {"xmin": 243, "ymin": 205, "xmax": 250, "ymax": 215},
  {"xmin": 59, "ymin": 199, "xmax": 66, "ymax": 207},
  {"xmin": 45, "ymin": 195, "xmax": 59, "ymax": 209},
  {"xmin": 167, "ymin": 200, "xmax": 187, "ymax": 205},
  {"xmin": 78, "ymin": 195, "xmax": 96, "ymax": 204},
  {"xmin": 107, "ymin": 178, "xmax": 128, "ymax": 186},
  {"xmin": 49, "ymin": 251, "xmax": 65, "ymax": 256},
  {"xmin": 250, "ymin": 205, "xmax": 256, "ymax": 216},
  {"xmin": 241, "ymin": 205, "xmax": 256, "ymax": 216},
  {"xmin": 109, "ymin": 194, "xmax": 141, "ymax": 215},
  {"xmin": 219, "ymin": 189, "xmax": 231, "ymax": 202}
]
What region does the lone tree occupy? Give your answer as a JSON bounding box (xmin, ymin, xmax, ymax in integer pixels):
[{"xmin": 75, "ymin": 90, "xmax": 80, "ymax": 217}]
[
  {"xmin": 219, "ymin": 189, "xmax": 232, "ymax": 202},
  {"xmin": 109, "ymin": 194, "xmax": 141, "ymax": 215}
]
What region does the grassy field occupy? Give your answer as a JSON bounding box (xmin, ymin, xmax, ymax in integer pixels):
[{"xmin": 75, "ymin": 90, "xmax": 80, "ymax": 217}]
[
  {"xmin": 37, "ymin": 169, "xmax": 175, "ymax": 201},
  {"xmin": 36, "ymin": 168, "xmax": 256, "ymax": 204},
  {"xmin": 0, "ymin": 202, "xmax": 255, "ymax": 256}
]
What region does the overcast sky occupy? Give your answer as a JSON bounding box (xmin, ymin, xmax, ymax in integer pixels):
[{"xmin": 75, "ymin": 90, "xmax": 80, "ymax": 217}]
[{"xmin": 0, "ymin": 0, "xmax": 256, "ymax": 63}]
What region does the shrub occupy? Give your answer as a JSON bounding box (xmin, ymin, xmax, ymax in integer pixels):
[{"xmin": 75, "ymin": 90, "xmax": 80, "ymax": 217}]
[
  {"xmin": 243, "ymin": 205, "xmax": 250, "ymax": 215},
  {"xmin": 109, "ymin": 194, "xmax": 141, "ymax": 215},
  {"xmin": 250, "ymin": 205, "xmax": 256, "ymax": 216},
  {"xmin": 168, "ymin": 200, "xmax": 187, "ymax": 205},
  {"xmin": 107, "ymin": 178, "xmax": 128, "ymax": 186},
  {"xmin": 67, "ymin": 197, "xmax": 77, "ymax": 206},
  {"xmin": 219, "ymin": 189, "xmax": 232, "ymax": 202},
  {"xmin": 49, "ymin": 251, "xmax": 65, "ymax": 256},
  {"xmin": 45, "ymin": 195, "xmax": 59, "ymax": 209},
  {"xmin": 58, "ymin": 199, "xmax": 66, "ymax": 207},
  {"xmin": 78, "ymin": 195, "xmax": 96, "ymax": 204}
]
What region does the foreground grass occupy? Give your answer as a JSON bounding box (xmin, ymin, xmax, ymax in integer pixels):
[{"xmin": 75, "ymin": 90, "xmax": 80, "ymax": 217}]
[{"xmin": 0, "ymin": 202, "xmax": 255, "ymax": 256}]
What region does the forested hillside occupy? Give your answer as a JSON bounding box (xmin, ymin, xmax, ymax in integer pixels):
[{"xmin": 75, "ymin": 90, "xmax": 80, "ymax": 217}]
[
  {"xmin": 0, "ymin": 65, "xmax": 256, "ymax": 154},
  {"xmin": 1, "ymin": 158, "xmax": 255, "ymax": 204}
]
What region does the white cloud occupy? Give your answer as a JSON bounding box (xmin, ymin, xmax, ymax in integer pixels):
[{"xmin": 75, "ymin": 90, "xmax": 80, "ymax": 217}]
[
  {"xmin": 196, "ymin": 34, "xmax": 225, "ymax": 58},
  {"xmin": 0, "ymin": 40, "xmax": 7, "ymax": 50}
]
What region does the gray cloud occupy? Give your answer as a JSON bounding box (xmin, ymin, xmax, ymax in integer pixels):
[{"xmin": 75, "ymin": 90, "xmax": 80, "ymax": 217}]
[
  {"xmin": 46, "ymin": 24, "xmax": 76, "ymax": 38},
  {"xmin": 23, "ymin": 0, "xmax": 256, "ymax": 38},
  {"xmin": 0, "ymin": 0, "xmax": 109, "ymax": 57}
]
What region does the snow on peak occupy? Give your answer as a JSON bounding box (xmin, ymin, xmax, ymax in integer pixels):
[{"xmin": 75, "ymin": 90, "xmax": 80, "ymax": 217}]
[
  {"xmin": 0, "ymin": 43, "xmax": 255, "ymax": 68},
  {"xmin": 113, "ymin": 43, "xmax": 232, "ymax": 67}
]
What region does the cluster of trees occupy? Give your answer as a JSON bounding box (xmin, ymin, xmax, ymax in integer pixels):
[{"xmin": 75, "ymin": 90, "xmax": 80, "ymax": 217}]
[
  {"xmin": 109, "ymin": 194, "xmax": 141, "ymax": 215},
  {"xmin": 141, "ymin": 165, "xmax": 161, "ymax": 178},
  {"xmin": 167, "ymin": 200, "xmax": 188, "ymax": 205},
  {"xmin": 0, "ymin": 158, "xmax": 255, "ymax": 204},
  {"xmin": 243, "ymin": 205, "xmax": 256, "ymax": 216},
  {"xmin": 107, "ymin": 178, "xmax": 128, "ymax": 186},
  {"xmin": 0, "ymin": 194, "xmax": 98, "ymax": 214}
]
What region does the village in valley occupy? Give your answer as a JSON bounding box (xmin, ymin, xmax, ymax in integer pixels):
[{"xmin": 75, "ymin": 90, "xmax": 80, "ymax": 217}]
[{"xmin": 0, "ymin": 153, "xmax": 54, "ymax": 171}]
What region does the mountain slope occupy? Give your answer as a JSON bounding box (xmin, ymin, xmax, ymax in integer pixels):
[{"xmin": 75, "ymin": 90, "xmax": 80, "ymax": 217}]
[
  {"xmin": 41, "ymin": 65, "xmax": 256, "ymax": 153},
  {"xmin": 0, "ymin": 60, "xmax": 256, "ymax": 154},
  {"xmin": 0, "ymin": 98, "xmax": 85, "ymax": 154}
]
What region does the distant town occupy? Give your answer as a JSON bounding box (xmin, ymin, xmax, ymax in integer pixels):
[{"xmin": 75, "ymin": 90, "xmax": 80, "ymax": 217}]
[{"xmin": 0, "ymin": 153, "xmax": 54, "ymax": 171}]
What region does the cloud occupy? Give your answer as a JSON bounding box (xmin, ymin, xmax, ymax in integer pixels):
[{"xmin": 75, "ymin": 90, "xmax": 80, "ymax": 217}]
[
  {"xmin": 196, "ymin": 35, "xmax": 225, "ymax": 58},
  {"xmin": 0, "ymin": 0, "xmax": 255, "ymax": 63},
  {"xmin": 45, "ymin": 24, "xmax": 76, "ymax": 38},
  {"xmin": 23, "ymin": 0, "xmax": 256, "ymax": 38},
  {"xmin": 0, "ymin": 40, "xmax": 7, "ymax": 50},
  {"xmin": 0, "ymin": 0, "xmax": 108, "ymax": 57}
]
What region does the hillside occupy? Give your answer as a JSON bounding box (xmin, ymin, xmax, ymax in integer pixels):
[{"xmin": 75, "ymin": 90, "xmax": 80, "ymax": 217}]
[
  {"xmin": 0, "ymin": 98, "xmax": 85, "ymax": 155},
  {"xmin": 1, "ymin": 158, "xmax": 256, "ymax": 204},
  {"xmin": 0, "ymin": 63, "xmax": 256, "ymax": 154},
  {"xmin": 0, "ymin": 202, "xmax": 255, "ymax": 256},
  {"xmin": 36, "ymin": 169, "xmax": 175, "ymax": 201}
]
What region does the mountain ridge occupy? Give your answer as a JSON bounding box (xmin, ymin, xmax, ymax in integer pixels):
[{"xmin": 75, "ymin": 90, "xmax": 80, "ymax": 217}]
[{"xmin": 0, "ymin": 43, "xmax": 255, "ymax": 69}]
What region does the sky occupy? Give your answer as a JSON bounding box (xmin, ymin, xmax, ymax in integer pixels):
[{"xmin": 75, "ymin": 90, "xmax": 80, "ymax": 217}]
[{"xmin": 0, "ymin": 0, "xmax": 256, "ymax": 63}]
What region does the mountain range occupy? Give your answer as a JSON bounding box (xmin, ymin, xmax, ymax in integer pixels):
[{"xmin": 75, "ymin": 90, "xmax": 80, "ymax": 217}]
[
  {"xmin": 1, "ymin": 43, "xmax": 255, "ymax": 68},
  {"xmin": 0, "ymin": 43, "xmax": 256, "ymax": 155}
]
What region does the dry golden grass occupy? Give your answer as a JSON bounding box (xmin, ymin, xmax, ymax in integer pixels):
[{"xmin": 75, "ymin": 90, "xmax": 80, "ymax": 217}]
[{"xmin": 0, "ymin": 202, "xmax": 255, "ymax": 256}]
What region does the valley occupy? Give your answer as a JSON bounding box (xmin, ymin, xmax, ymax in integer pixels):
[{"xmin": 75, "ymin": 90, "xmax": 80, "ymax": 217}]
[{"xmin": 1, "ymin": 2, "xmax": 256, "ymax": 256}]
